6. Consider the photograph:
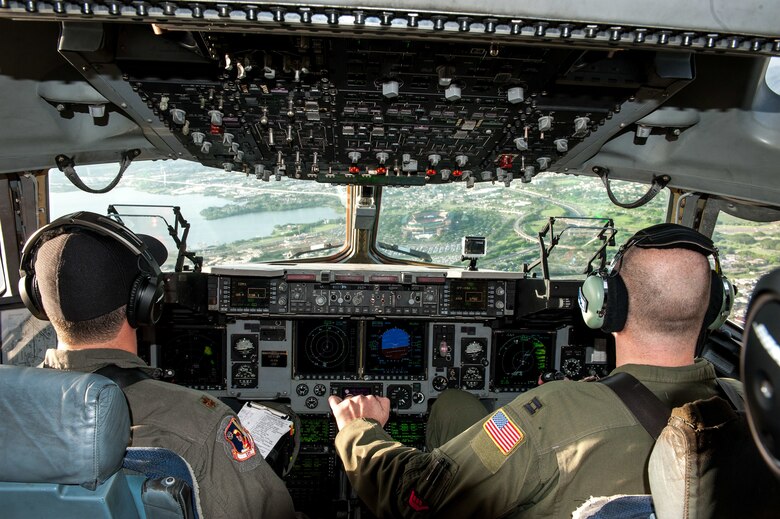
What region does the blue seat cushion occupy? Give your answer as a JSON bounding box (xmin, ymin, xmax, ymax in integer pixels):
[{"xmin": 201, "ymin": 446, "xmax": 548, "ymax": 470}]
[{"xmin": 0, "ymin": 365, "xmax": 130, "ymax": 490}]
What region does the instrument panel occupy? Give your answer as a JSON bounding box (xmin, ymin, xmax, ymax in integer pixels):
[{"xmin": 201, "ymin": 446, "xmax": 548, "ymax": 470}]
[
  {"xmin": 148, "ymin": 268, "xmax": 614, "ymax": 416},
  {"xmin": 144, "ymin": 268, "xmax": 612, "ymax": 519},
  {"xmin": 212, "ymin": 270, "xmax": 513, "ymax": 318}
]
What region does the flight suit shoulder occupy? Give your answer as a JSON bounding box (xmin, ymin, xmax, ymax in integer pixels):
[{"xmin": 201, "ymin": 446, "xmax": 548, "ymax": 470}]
[
  {"xmin": 505, "ymin": 380, "xmax": 640, "ymax": 454},
  {"xmin": 125, "ymin": 379, "xmax": 232, "ymax": 444}
]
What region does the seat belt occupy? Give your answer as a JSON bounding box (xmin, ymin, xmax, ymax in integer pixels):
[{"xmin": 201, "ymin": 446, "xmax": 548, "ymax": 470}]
[{"xmin": 598, "ymin": 372, "xmax": 671, "ymax": 440}]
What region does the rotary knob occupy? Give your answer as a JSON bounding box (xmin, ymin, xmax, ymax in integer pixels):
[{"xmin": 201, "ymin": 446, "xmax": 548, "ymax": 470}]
[{"xmin": 315, "ymin": 295, "xmax": 327, "ymax": 306}]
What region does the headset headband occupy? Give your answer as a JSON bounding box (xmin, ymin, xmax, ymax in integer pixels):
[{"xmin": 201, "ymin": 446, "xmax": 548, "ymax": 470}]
[
  {"xmin": 19, "ymin": 211, "xmax": 161, "ymax": 280},
  {"xmin": 611, "ymin": 224, "xmax": 721, "ymax": 274}
]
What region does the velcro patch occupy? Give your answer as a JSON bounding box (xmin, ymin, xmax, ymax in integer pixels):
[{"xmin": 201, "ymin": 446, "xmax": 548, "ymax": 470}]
[
  {"xmin": 224, "ymin": 417, "xmax": 256, "ymax": 462},
  {"xmin": 483, "ymin": 410, "xmax": 524, "ymax": 455}
]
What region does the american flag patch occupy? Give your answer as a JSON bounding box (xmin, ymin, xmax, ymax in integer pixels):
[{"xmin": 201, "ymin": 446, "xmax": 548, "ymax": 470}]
[{"xmin": 483, "ymin": 410, "xmax": 524, "ymax": 455}]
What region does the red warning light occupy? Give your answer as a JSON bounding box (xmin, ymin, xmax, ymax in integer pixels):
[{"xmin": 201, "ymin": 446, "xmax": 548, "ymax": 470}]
[
  {"xmin": 348, "ymin": 166, "xmax": 361, "ymax": 174},
  {"xmin": 209, "ymin": 124, "xmax": 222, "ymax": 135},
  {"xmin": 426, "ymin": 169, "xmax": 437, "ymax": 176},
  {"xmin": 376, "ymin": 166, "xmax": 387, "ymax": 175},
  {"xmin": 452, "ymin": 169, "xmax": 463, "ymax": 177}
]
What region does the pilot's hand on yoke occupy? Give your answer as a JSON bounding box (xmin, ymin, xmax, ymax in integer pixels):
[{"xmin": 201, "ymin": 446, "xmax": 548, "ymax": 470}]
[{"xmin": 328, "ymin": 394, "xmax": 391, "ymax": 430}]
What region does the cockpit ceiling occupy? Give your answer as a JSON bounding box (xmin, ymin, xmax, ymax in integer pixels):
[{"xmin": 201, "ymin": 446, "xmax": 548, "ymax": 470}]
[
  {"xmin": 3, "ymin": 1, "xmax": 780, "ymax": 49},
  {"xmin": 1, "ymin": 1, "xmax": 780, "ymax": 207}
]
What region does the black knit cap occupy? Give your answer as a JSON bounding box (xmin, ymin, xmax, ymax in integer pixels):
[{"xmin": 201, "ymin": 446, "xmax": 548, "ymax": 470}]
[
  {"xmin": 627, "ymin": 223, "xmax": 715, "ymax": 255},
  {"xmin": 34, "ymin": 230, "xmax": 167, "ymax": 322}
]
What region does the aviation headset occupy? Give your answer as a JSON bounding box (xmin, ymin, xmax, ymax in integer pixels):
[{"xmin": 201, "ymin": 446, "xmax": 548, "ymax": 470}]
[
  {"xmin": 741, "ymin": 268, "xmax": 780, "ymax": 478},
  {"xmin": 578, "ymin": 223, "xmax": 734, "ymax": 333},
  {"xmin": 18, "ymin": 211, "xmax": 165, "ymax": 328}
]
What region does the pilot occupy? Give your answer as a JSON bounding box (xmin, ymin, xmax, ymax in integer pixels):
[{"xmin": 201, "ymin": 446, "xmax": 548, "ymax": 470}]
[
  {"xmin": 27, "ymin": 213, "xmax": 297, "ymax": 519},
  {"xmin": 329, "ymin": 223, "xmax": 729, "ymax": 518}
]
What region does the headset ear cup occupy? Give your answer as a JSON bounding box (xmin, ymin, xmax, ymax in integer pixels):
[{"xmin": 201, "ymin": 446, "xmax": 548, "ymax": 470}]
[
  {"xmin": 602, "ymin": 274, "xmax": 629, "ymax": 333},
  {"xmin": 19, "ymin": 274, "xmax": 48, "ymax": 321},
  {"xmin": 126, "ymin": 274, "xmax": 145, "ymax": 328},
  {"xmin": 704, "ymin": 271, "xmax": 734, "ymax": 330},
  {"xmin": 580, "ymin": 275, "xmax": 607, "ymax": 329},
  {"xmin": 128, "ymin": 274, "xmax": 164, "ymax": 328}
]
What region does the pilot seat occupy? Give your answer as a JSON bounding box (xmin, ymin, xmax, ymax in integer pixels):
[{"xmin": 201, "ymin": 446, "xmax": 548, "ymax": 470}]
[{"xmin": 0, "ymin": 364, "xmax": 199, "ymax": 519}]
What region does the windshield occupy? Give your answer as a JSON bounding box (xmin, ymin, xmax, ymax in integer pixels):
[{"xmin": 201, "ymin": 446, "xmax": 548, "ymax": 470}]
[
  {"xmin": 48, "ymin": 161, "xmax": 347, "ymax": 270},
  {"xmin": 377, "ymin": 173, "xmax": 670, "ymax": 275},
  {"xmin": 713, "ymin": 212, "xmax": 780, "ymax": 324}
]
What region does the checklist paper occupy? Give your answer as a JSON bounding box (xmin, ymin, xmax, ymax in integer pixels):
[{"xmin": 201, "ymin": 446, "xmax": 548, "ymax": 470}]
[{"xmin": 238, "ymin": 402, "xmax": 293, "ymax": 458}]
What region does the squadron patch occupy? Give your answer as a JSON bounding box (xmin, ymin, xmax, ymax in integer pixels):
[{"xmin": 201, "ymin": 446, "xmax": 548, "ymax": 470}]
[
  {"xmin": 483, "ymin": 410, "xmax": 524, "ymax": 455},
  {"xmin": 223, "ymin": 417, "xmax": 256, "ymax": 462},
  {"xmin": 408, "ymin": 490, "xmax": 429, "ymax": 511}
]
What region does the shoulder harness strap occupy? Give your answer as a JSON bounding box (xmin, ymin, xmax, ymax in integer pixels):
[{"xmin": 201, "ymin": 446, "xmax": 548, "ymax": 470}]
[
  {"xmin": 95, "ymin": 364, "xmax": 153, "ymax": 390},
  {"xmin": 715, "ymin": 378, "xmax": 746, "ymax": 413},
  {"xmin": 599, "ymin": 372, "xmax": 671, "ymax": 440},
  {"xmin": 94, "ymin": 364, "xmax": 155, "ymax": 425}
]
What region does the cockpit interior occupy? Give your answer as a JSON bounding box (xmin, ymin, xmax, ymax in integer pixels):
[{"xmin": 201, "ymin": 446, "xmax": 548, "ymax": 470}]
[{"xmin": 1, "ymin": 1, "xmax": 779, "ymax": 517}]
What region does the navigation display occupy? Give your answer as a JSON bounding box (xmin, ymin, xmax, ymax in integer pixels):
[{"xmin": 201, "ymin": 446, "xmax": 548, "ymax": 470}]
[
  {"xmin": 450, "ymin": 280, "xmax": 488, "ymax": 311},
  {"xmin": 294, "ymin": 319, "xmax": 358, "ymax": 377},
  {"xmin": 365, "ymin": 320, "xmax": 426, "ymax": 378},
  {"xmin": 230, "ymin": 278, "xmax": 271, "ymax": 309},
  {"xmin": 492, "ymin": 330, "xmax": 554, "ymax": 391},
  {"xmin": 155, "ymin": 328, "xmax": 225, "ymax": 390}
]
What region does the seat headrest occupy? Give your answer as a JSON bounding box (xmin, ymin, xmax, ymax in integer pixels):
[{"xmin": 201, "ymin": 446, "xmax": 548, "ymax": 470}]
[
  {"xmin": 648, "ymin": 395, "xmax": 780, "ymax": 518},
  {"xmin": 0, "ymin": 365, "xmax": 130, "ymax": 490}
]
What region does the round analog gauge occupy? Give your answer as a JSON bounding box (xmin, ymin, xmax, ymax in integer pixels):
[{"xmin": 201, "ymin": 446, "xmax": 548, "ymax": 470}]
[
  {"xmin": 231, "ymin": 363, "xmax": 258, "ymax": 388},
  {"xmin": 313, "ymin": 384, "xmax": 327, "ymax": 397},
  {"xmin": 296, "ymin": 383, "xmax": 309, "ymax": 396},
  {"xmin": 232, "ymin": 336, "xmax": 257, "ymax": 360},
  {"xmin": 387, "ymin": 385, "xmax": 412, "ymax": 409},
  {"xmin": 432, "ymin": 376, "xmax": 449, "ymax": 392},
  {"xmin": 462, "ymin": 366, "xmax": 485, "ymax": 390},
  {"xmin": 462, "ymin": 340, "xmax": 486, "ymax": 363},
  {"xmin": 562, "ymin": 358, "xmax": 583, "ymax": 379},
  {"xmin": 305, "ymin": 396, "xmax": 319, "ymax": 409}
]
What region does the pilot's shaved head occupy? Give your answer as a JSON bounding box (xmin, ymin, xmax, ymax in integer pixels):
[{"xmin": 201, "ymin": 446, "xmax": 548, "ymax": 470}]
[{"xmin": 620, "ymin": 246, "xmax": 711, "ymax": 345}]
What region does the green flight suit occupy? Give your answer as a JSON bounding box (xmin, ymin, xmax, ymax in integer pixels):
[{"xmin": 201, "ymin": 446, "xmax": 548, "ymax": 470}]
[
  {"xmin": 42, "ymin": 348, "xmax": 296, "ymax": 519},
  {"xmin": 335, "ymin": 359, "xmax": 721, "ymax": 518}
]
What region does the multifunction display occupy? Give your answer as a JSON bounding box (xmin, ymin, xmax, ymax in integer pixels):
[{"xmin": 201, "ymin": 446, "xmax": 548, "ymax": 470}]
[
  {"xmin": 230, "ymin": 278, "xmax": 271, "ymax": 309},
  {"xmin": 365, "ymin": 320, "xmax": 426, "ymax": 379},
  {"xmin": 492, "ymin": 330, "xmax": 555, "ymax": 391},
  {"xmin": 450, "ymin": 280, "xmax": 488, "ymax": 311},
  {"xmin": 294, "ymin": 319, "xmax": 358, "ymax": 378}
]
